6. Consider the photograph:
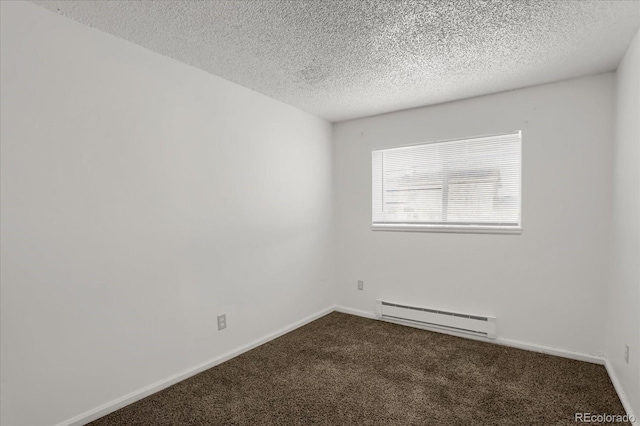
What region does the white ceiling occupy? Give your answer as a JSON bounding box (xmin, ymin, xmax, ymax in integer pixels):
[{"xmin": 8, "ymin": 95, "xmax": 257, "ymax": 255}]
[{"xmin": 33, "ymin": 0, "xmax": 640, "ymax": 122}]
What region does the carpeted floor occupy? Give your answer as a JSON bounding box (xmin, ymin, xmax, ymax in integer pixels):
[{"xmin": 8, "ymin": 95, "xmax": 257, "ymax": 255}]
[{"xmin": 90, "ymin": 312, "xmax": 628, "ymax": 425}]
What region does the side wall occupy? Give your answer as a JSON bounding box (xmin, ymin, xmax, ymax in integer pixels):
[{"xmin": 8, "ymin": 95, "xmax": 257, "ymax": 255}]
[
  {"xmin": 0, "ymin": 3, "xmax": 334, "ymax": 425},
  {"xmin": 333, "ymin": 73, "xmax": 615, "ymax": 357},
  {"xmin": 608, "ymin": 28, "xmax": 640, "ymax": 417}
]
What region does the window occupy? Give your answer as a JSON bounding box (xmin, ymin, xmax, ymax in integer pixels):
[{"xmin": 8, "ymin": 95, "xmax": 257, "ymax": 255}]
[{"xmin": 372, "ymin": 131, "xmax": 522, "ymax": 233}]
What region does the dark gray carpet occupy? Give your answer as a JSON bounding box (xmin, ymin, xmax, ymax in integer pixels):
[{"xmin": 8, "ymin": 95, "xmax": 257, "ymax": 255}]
[{"xmin": 90, "ymin": 312, "xmax": 628, "ymax": 425}]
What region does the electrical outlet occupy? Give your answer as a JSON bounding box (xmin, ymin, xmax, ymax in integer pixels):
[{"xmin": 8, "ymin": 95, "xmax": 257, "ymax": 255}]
[
  {"xmin": 358, "ymin": 280, "xmax": 364, "ymax": 290},
  {"xmin": 625, "ymin": 345, "xmax": 629, "ymax": 364},
  {"xmin": 217, "ymin": 314, "xmax": 226, "ymax": 331}
]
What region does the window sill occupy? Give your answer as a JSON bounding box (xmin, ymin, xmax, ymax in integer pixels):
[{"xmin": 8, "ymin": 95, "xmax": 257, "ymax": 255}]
[{"xmin": 371, "ymin": 224, "xmax": 523, "ymax": 234}]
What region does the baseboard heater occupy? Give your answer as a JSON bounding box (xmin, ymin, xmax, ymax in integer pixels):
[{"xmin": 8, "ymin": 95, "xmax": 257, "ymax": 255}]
[{"xmin": 376, "ymin": 300, "xmax": 497, "ymax": 339}]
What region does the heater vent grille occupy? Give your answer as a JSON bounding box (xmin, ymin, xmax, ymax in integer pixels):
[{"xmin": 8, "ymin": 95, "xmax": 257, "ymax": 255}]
[{"xmin": 376, "ymin": 300, "xmax": 497, "ymax": 339}]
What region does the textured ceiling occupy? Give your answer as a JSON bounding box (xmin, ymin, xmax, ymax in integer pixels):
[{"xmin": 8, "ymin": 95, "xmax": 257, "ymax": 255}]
[{"xmin": 33, "ymin": 0, "xmax": 640, "ymax": 122}]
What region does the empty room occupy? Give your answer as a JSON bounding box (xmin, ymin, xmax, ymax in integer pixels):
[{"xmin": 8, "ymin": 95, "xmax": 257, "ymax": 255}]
[{"xmin": 1, "ymin": 0, "xmax": 638, "ymax": 425}]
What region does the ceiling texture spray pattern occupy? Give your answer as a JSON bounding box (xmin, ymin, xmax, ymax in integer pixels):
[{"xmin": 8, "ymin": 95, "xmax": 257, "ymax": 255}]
[{"xmin": 33, "ymin": 0, "xmax": 640, "ymax": 122}]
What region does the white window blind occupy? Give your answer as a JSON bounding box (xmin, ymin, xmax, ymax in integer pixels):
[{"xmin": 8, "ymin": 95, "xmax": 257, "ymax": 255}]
[{"xmin": 372, "ymin": 131, "xmax": 522, "ymax": 233}]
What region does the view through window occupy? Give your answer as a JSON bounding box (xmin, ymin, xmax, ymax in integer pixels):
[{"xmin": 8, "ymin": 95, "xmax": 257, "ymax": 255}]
[{"xmin": 372, "ymin": 131, "xmax": 522, "ymax": 233}]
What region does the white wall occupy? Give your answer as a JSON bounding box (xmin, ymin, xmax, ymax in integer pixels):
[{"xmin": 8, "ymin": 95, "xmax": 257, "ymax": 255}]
[
  {"xmin": 0, "ymin": 2, "xmax": 334, "ymax": 425},
  {"xmin": 608, "ymin": 29, "xmax": 640, "ymax": 417},
  {"xmin": 333, "ymin": 73, "xmax": 615, "ymax": 357}
]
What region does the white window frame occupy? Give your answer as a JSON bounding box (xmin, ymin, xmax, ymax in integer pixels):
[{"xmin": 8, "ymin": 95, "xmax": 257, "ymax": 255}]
[{"xmin": 371, "ymin": 131, "xmax": 522, "ymax": 234}]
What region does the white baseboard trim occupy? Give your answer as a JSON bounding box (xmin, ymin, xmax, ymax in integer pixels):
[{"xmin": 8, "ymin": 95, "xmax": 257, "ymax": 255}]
[
  {"xmin": 335, "ymin": 305, "xmax": 605, "ymax": 365},
  {"xmin": 495, "ymin": 337, "xmax": 605, "ymax": 365},
  {"xmin": 334, "ymin": 305, "xmax": 377, "ymax": 319},
  {"xmin": 604, "ymin": 358, "xmax": 637, "ymax": 422},
  {"xmin": 55, "ymin": 305, "xmax": 334, "ymax": 426}
]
